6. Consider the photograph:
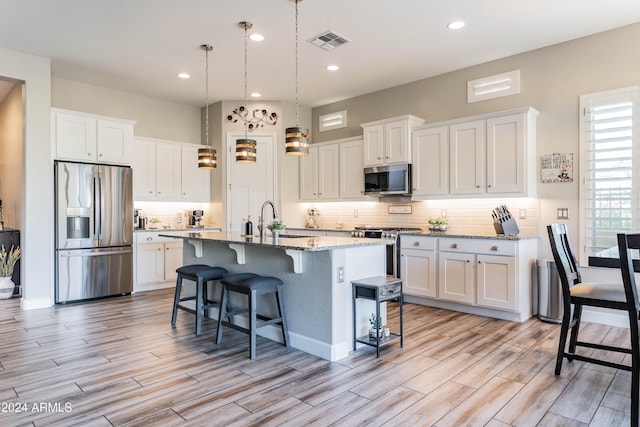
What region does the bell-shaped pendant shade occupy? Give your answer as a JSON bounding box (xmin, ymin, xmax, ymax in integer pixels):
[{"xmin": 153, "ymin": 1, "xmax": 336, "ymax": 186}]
[
  {"xmin": 235, "ymin": 138, "xmax": 257, "ymax": 163},
  {"xmin": 285, "ymin": 126, "xmax": 309, "ymax": 155},
  {"xmin": 198, "ymin": 147, "xmax": 217, "ymax": 169}
]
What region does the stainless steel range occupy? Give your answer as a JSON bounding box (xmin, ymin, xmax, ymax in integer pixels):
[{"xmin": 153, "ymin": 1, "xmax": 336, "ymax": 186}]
[{"xmin": 350, "ymin": 226, "xmax": 422, "ymax": 277}]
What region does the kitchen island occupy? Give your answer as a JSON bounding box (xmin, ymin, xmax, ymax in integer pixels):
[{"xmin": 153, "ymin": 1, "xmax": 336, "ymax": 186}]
[{"xmin": 162, "ymin": 231, "xmax": 387, "ymax": 361}]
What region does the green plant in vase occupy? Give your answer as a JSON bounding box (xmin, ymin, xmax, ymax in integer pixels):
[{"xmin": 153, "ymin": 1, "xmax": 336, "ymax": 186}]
[
  {"xmin": 369, "ymin": 313, "xmax": 383, "ymax": 339},
  {"xmin": 267, "ymin": 219, "xmax": 286, "ymax": 236},
  {"xmin": 427, "ymin": 216, "xmax": 448, "ymax": 232}
]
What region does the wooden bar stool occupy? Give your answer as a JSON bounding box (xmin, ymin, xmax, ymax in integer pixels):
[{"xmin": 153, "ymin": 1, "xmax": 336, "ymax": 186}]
[
  {"xmin": 216, "ymin": 273, "xmax": 290, "ymax": 359},
  {"xmin": 171, "ymin": 264, "xmax": 228, "ymax": 335}
]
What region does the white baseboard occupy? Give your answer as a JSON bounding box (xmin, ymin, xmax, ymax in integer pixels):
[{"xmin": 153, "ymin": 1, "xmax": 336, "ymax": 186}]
[
  {"xmin": 21, "ymin": 297, "xmax": 52, "ymax": 310},
  {"xmin": 582, "ymin": 307, "xmax": 629, "ymax": 328}
]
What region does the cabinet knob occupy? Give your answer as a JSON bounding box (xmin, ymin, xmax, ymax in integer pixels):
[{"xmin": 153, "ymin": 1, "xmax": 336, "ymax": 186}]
[
  {"xmin": 487, "ymin": 184, "xmax": 492, "ymax": 188},
  {"xmin": 466, "ymin": 259, "xmax": 470, "ymax": 263},
  {"xmin": 491, "ymin": 245, "xmax": 499, "ymax": 251},
  {"xmin": 183, "ymin": 192, "xmax": 186, "ymax": 195},
  {"xmin": 476, "ymin": 185, "xmax": 480, "ymax": 188},
  {"xmin": 378, "ymin": 157, "xmax": 382, "ymax": 160},
  {"xmin": 450, "ymin": 243, "xmax": 458, "ymax": 249},
  {"xmin": 99, "ymin": 153, "xmax": 103, "ymax": 157},
  {"xmin": 413, "ymin": 241, "xmax": 420, "ymax": 246},
  {"xmin": 87, "ymin": 152, "xmax": 91, "ymax": 156},
  {"xmin": 149, "ymin": 191, "xmax": 153, "ymax": 194},
  {"xmin": 157, "ymin": 248, "xmax": 161, "ymax": 251},
  {"xmin": 146, "ymin": 237, "xmax": 152, "ymax": 241}
]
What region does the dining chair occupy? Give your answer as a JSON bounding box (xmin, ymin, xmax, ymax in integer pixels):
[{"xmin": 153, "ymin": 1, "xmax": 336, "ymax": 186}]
[{"xmin": 547, "ymin": 224, "xmax": 639, "ymax": 426}]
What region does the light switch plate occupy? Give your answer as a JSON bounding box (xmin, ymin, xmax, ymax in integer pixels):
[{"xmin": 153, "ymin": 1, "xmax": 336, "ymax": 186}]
[{"xmin": 557, "ymin": 208, "xmax": 569, "ymax": 219}]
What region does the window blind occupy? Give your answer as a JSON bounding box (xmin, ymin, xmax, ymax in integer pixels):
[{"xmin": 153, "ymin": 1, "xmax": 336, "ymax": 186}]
[{"xmin": 582, "ymin": 88, "xmax": 638, "ymax": 260}]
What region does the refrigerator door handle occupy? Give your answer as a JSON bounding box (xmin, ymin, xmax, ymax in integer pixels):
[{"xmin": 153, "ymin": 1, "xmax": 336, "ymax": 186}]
[{"xmin": 59, "ymin": 248, "xmax": 132, "ymax": 257}]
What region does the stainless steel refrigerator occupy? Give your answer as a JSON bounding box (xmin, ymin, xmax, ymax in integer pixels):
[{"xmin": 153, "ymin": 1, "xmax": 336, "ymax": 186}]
[{"xmin": 55, "ymin": 161, "xmax": 133, "ymax": 303}]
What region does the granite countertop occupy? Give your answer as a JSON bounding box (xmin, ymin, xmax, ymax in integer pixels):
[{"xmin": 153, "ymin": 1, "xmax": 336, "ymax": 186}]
[
  {"xmin": 135, "ymin": 227, "xmax": 221, "ymax": 233},
  {"xmin": 160, "ymin": 231, "xmax": 387, "ymax": 251},
  {"xmin": 400, "ymin": 231, "xmax": 539, "ymax": 240}
]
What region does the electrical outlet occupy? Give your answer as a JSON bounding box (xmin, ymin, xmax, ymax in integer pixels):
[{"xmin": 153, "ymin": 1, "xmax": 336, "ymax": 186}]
[
  {"xmin": 353, "ymin": 209, "xmax": 358, "ymax": 218},
  {"xmin": 519, "ymin": 209, "xmax": 526, "ymax": 219},
  {"xmin": 441, "ymin": 209, "xmax": 447, "ymax": 217},
  {"xmin": 557, "ymin": 208, "xmax": 569, "ymax": 219},
  {"xmin": 337, "ymin": 266, "xmax": 344, "ymax": 283}
]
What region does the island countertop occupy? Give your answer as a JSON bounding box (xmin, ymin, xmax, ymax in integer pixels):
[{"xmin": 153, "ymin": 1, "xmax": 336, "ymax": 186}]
[{"xmin": 159, "ymin": 231, "xmax": 387, "ymax": 251}]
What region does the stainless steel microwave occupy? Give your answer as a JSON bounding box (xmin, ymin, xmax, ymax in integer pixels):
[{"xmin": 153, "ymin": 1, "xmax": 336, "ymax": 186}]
[{"xmin": 364, "ymin": 164, "xmax": 412, "ymax": 196}]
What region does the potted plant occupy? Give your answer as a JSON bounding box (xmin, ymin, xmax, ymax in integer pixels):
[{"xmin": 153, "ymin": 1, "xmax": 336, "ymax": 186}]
[
  {"xmin": 147, "ymin": 217, "xmax": 162, "ymax": 229},
  {"xmin": 427, "ymin": 216, "xmax": 448, "ymax": 232},
  {"xmin": 267, "ymin": 219, "xmax": 286, "ymax": 238},
  {"xmin": 369, "ymin": 313, "xmax": 384, "ymax": 340},
  {"xmin": 0, "ymin": 245, "xmax": 20, "ymax": 299}
]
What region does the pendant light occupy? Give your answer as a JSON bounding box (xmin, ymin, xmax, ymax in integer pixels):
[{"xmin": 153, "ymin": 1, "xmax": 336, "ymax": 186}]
[
  {"xmin": 285, "ymin": 0, "xmax": 309, "ymax": 156},
  {"xmin": 198, "ymin": 44, "xmax": 217, "ymax": 169},
  {"xmin": 236, "ymin": 21, "xmax": 257, "ymax": 163}
]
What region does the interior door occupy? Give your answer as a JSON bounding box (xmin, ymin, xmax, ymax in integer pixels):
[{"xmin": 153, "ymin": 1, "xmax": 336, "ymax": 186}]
[{"xmin": 226, "ymin": 133, "xmax": 277, "ymax": 232}]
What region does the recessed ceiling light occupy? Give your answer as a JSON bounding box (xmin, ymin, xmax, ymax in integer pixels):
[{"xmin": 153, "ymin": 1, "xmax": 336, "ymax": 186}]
[
  {"xmin": 249, "ymin": 33, "xmax": 264, "ymax": 42},
  {"xmin": 447, "ymin": 20, "xmax": 465, "ymax": 30},
  {"xmin": 177, "ymin": 72, "xmax": 191, "ymax": 79},
  {"xmin": 326, "ymin": 65, "xmax": 339, "ymax": 71},
  {"xmin": 251, "ymin": 92, "xmax": 262, "ymax": 98}
]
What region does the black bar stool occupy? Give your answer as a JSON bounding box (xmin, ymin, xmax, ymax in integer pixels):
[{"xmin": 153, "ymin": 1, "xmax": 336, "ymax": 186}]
[
  {"xmin": 216, "ymin": 273, "xmax": 290, "ymax": 359},
  {"xmin": 171, "ymin": 264, "xmax": 228, "ymax": 335}
]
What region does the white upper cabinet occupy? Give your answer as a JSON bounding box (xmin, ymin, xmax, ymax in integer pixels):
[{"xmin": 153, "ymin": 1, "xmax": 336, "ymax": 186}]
[
  {"xmin": 133, "ymin": 137, "xmax": 210, "ymax": 202},
  {"xmin": 52, "ymin": 108, "xmax": 135, "ymax": 165},
  {"xmin": 449, "ymin": 120, "xmax": 485, "ymax": 195},
  {"xmin": 411, "ymin": 125, "xmax": 449, "ymax": 196},
  {"xmin": 411, "ymin": 107, "xmax": 538, "ymax": 199},
  {"xmin": 300, "ymin": 137, "xmax": 364, "ymax": 201},
  {"xmin": 339, "ymin": 138, "xmax": 366, "ymax": 199},
  {"xmin": 300, "ymin": 143, "xmax": 339, "ymax": 200},
  {"xmin": 361, "ymin": 115, "xmax": 424, "ymax": 166},
  {"xmin": 180, "ymin": 145, "xmax": 211, "ymax": 202}
]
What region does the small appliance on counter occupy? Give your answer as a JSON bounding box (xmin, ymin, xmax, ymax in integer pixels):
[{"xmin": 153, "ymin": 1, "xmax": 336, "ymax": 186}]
[
  {"xmin": 134, "ymin": 209, "xmax": 142, "ymax": 229},
  {"xmin": 305, "ymin": 207, "xmax": 320, "ymax": 229},
  {"xmin": 188, "ymin": 210, "xmax": 204, "ymax": 228},
  {"xmin": 492, "ymin": 205, "xmax": 520, "ymax": 235}
]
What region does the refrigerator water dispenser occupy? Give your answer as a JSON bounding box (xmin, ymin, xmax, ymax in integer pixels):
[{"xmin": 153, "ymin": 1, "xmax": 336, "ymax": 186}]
[{"xmin": 67, "ymin": 216, "xmax": 90, "ymax": 239}]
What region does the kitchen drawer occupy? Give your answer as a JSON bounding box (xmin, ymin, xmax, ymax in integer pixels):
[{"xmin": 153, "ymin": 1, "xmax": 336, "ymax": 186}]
[
  {"xmin": 400, "ymin": 235, "xmax": 437, "ymax": 250},
  {"xmin": 135, "ymin": 232, "xmax": 183, "ymax": 245},
  {"xmin": 438, "ymin": 237, "xmax": 516, "ymax": 256}
]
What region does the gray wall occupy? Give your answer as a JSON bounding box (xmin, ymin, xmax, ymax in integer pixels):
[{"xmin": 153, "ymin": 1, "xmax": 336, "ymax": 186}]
[{"xmin": 52, "ymin": 77, "xmax": 201, "ymax": 143}]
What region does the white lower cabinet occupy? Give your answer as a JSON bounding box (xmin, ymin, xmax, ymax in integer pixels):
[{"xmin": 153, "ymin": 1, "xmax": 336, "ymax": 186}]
[
  {"xmin": 134, "ymin": 232, "xmax": 183, "ymax": 291},
  {"xmin": 400, "ymin": 236, "xmax": 437, "ymax": 298},
  {"xmin": 438, "ymin": 251, "xmax": 475, "ymax": 304},
  {"xmin": 400, "ymin": 234, "xmax": 537, "ymax": 321}
]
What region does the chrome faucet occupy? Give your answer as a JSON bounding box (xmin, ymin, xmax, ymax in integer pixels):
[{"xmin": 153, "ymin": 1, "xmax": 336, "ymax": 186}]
[{"xmin": 258, "ymin": 200, "xmax": 278, "ymax": 239}]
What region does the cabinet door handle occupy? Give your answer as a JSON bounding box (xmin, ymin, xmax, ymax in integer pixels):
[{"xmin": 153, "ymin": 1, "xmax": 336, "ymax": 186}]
[
  {"xmin": 450, "ymin": 243, "xmax": 458, "ymax": 249},
  {"xmin": 413, "ymin": 241, "xmax": 420, "ymax": 246},
  {"xmin": 491, "ymin": 245, "xmax": 499, "ymax": 251}
]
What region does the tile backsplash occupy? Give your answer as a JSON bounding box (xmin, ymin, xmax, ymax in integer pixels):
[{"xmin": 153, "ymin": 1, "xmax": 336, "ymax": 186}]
[
  {"xmin": 291, "ymin": 198, "xmax": 540, "ymax": 235},
  {"xmin": 134, "ymin": 201, "xmax": 219, "ymax": 229}
]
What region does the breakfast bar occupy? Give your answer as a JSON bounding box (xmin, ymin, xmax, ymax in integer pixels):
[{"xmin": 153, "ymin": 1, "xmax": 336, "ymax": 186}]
[{"xmin": 162, "ymin": 231, "xmax": 387, "ymax": 361}]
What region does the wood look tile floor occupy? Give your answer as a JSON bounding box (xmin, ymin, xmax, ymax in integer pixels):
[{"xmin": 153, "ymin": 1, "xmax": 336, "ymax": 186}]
[{"xmin": 0, "ymin": 289, "xmax": 633, "ymax": 426}]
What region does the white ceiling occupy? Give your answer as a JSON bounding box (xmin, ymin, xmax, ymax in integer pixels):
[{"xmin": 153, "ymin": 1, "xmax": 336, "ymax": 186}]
[{"xmin": 2, "ymin": 0, "xmax": 640, "ymax": 108}]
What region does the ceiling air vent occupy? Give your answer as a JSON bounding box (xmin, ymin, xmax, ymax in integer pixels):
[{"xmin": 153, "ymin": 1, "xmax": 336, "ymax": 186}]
[{"xmin": 308, "ymin": 31, "xmax": 350, "ymax": 50}]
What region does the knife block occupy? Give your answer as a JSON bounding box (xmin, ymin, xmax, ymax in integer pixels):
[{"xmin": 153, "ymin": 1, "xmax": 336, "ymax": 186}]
[{"xmin": 493, "ymin": 218, "xmax": 520, "ymax": 235}]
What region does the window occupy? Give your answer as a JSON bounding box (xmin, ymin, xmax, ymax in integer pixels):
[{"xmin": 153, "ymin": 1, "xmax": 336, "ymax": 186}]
[{"xmin": 580, "ymin": 86, "xmax": 640, "ymax": 266}]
